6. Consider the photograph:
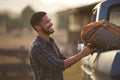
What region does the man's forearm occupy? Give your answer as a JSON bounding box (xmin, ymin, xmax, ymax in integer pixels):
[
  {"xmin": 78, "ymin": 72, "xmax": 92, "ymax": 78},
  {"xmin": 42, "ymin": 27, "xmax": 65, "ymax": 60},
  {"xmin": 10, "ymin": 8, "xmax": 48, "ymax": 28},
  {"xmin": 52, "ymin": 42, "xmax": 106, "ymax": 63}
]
[
  {"xmin": 64, "ymin": 52, "xmax": 83, "ymax": 69},
  {"xmin": 64, "ymin": 46, "xmax": 92, "ymax": 69}
]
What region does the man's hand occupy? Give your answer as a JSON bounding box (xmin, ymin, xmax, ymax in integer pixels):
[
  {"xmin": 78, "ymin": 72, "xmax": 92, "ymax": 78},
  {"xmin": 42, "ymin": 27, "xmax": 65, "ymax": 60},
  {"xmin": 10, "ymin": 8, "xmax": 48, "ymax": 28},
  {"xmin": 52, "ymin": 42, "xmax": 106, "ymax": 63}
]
[
  {"xmin": 64, "ymin": 43, "xmax": 93, "ymax": 69},
  {"xmin": 80, "ymin": 45, "xmax": 93, "ymax": 57}
]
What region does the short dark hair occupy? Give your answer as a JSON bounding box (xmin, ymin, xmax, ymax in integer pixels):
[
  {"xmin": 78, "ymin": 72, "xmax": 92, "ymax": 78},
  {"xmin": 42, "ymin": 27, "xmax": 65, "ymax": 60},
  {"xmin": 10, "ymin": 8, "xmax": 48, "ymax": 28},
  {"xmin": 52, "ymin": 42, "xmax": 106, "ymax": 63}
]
[{"xmin": 30, "ymin": 11, "xmax": 47, "ymax": 30}]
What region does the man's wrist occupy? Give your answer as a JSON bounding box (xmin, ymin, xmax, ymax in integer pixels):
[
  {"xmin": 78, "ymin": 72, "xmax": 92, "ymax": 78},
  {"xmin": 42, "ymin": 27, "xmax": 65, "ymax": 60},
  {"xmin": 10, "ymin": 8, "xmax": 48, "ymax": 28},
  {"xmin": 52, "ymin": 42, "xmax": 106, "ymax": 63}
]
[{"xmin": 87, "ymin": 43, "xmax": 94, "ymax": 50}]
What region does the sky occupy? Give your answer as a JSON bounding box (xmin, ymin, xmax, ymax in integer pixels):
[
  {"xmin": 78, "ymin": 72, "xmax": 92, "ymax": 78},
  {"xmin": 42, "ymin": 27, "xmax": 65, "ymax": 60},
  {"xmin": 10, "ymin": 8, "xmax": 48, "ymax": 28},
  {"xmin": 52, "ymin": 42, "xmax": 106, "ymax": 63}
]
[{"xmin": 0, "ymin": 0, "xmax": 103, "ymax": 14}]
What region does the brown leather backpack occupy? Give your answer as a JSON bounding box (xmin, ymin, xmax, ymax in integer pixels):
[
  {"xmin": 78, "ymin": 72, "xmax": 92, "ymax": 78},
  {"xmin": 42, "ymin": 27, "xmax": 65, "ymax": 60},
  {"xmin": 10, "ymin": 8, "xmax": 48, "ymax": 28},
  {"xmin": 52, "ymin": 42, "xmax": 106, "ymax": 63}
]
[{"xmin": 81, "ymin": 20, "xmax": 120, "ymax": 51}]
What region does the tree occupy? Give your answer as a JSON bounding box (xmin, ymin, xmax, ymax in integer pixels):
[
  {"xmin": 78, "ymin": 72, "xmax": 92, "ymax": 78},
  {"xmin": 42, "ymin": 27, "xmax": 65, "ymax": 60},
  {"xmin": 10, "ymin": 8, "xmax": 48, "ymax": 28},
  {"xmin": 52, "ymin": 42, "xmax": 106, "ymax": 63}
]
[
  {"xmin": 21, "ymin": 6, "xmax": 35, "ymax": 30},
  {"xmin": 6, "ymin": 18, "xmax": 24, "ymax": 32},
  {"xmin": 0, "ymin": 5, "xmax": 35, "ymax": 32}
]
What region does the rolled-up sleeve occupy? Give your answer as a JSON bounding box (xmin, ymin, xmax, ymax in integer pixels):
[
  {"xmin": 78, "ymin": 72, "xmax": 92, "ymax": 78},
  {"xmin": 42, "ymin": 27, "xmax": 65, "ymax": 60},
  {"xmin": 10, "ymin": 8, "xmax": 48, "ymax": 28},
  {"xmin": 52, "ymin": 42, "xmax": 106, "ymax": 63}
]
[
  {"xmin": 54, "ymin": 43, "xmax": 67, "ymax": 60},
  {"xmin": 30, "ymin": 45, "xmax": 65, "ymax": 71},
  {"xmin": 59, "ymin": 52, "xmax": 67, "ymax": 60}
]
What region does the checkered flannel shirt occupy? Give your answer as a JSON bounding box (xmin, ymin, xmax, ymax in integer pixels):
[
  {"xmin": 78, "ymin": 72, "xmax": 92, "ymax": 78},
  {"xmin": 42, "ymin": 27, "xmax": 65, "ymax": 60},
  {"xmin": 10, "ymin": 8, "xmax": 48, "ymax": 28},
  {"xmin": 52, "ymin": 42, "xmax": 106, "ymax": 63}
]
[{"xmin": 29, "ymin": 36, "xmax": 67, "ymax": 80}]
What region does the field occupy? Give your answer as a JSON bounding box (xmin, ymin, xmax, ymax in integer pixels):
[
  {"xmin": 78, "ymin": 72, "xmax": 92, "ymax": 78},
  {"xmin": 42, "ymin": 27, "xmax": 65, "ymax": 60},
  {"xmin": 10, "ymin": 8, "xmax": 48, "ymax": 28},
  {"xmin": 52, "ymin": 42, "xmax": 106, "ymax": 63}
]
[
  {"xmin": 0, "ymin": 55, "xmax": 82, "ymax": 80},
  {"xmin": 0, "ymin": 30, "xmax": 35, "ymax": 49},
  {"xmin": 0, "ymin": 29, "xmax": 82, "ymax": 80},
  {"xmin": 63, "ymin": 61, "xmax": 82, "ymax": 80}
]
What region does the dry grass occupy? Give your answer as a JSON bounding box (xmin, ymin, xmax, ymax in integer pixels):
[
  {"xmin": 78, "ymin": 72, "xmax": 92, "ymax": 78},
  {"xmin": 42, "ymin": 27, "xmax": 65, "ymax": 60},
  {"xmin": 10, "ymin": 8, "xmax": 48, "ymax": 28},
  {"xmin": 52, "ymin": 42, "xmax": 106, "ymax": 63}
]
[
  {"xmin": 63, "ymin": 61, "xmax": 82, "ymax": 80},
  {"xmin": 0, "ymin": 30, "xmax": 35, "ymax": 49},
  {"xmin": 0, "ymin": 56, "xmax": 21, "ymax": 64},
  {"xmin": 0, "ymin": 29, "xmax": 67, "ymax": 50}
]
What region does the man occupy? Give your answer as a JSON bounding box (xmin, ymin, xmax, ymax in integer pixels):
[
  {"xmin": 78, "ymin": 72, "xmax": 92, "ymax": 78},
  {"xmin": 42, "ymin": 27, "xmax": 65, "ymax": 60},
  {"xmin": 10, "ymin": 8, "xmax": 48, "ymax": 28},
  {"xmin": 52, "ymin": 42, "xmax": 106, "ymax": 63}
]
[{"xmin": 29, "ymin": 11, "xmax": 92, "ymax": 80}]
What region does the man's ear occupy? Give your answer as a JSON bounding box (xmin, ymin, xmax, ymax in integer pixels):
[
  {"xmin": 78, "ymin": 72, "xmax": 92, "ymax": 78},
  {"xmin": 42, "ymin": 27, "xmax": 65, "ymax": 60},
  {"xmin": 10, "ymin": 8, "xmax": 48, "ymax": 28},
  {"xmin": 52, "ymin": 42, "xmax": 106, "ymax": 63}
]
[{"xmin": 35, "ymin": 25, "xmax": 41, "ymax": 31}]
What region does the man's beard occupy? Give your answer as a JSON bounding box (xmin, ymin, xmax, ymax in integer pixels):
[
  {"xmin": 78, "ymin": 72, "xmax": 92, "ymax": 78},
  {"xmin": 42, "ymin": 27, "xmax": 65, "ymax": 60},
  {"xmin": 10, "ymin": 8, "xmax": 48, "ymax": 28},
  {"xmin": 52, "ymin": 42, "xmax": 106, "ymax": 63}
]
[{"xmin": 41, "ymin": 27, "xmax": 54, "ymax": 35}]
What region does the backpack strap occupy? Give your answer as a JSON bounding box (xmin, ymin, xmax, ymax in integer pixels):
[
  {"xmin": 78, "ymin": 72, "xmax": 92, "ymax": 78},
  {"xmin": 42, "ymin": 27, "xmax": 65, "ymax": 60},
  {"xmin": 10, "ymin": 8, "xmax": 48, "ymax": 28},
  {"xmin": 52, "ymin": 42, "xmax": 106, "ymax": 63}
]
[
  {"xmin": 105, "ymin": 22, "xmax": 120, "ymax": 36},
  {"xmin": 87, "ymin": 26, "xmax": 103, "ymax": 43},
  {"xmin": 87, "ymin": 22, "xmax": 120, "ymax": 43},
  {"xmin": 81, "ymin": 20, "xmax": 106, "ymax": 41}
]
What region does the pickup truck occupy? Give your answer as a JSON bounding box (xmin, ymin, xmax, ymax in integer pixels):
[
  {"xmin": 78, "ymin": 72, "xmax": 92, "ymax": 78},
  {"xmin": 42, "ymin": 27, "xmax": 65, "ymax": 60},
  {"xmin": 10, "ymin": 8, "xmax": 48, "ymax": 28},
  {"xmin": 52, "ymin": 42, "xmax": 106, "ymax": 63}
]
[{"xmin": 78, "ymin": 0, "xmax": 120, "ymax": 80}]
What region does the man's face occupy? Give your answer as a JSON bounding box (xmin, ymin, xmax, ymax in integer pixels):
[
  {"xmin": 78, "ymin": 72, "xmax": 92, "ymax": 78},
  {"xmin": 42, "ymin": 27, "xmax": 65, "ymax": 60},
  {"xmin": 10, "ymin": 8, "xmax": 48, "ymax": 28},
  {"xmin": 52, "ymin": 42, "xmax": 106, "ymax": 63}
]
[{"xmin": 39, "ymin": 15, "xmax": 54, "ymax": 35}]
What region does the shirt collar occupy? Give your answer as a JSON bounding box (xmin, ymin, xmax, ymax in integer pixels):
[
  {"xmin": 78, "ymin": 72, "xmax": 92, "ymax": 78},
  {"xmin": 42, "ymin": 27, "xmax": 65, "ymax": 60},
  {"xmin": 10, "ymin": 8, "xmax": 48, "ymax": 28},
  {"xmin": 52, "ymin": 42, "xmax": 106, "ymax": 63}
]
[{"xmin": 36, "ymin": 35, "xmax": 54, "ymax": 46}]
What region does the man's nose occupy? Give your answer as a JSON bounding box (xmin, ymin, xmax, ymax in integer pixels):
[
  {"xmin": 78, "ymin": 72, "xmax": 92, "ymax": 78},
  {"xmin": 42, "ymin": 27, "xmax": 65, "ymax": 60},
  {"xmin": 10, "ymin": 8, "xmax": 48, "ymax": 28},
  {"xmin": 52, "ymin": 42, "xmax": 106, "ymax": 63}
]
[{"xmin": 50, "ymin": 22, "xmax": 53, "ymax": 26}]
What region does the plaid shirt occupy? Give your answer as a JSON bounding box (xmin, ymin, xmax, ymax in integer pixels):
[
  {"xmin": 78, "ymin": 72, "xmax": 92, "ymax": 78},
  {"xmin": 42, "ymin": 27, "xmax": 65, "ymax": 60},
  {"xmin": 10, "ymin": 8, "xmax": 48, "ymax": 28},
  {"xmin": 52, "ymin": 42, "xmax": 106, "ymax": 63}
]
[{"xmin": 29, "ymin": 36, "xmax": 67, "ymax": 80}]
